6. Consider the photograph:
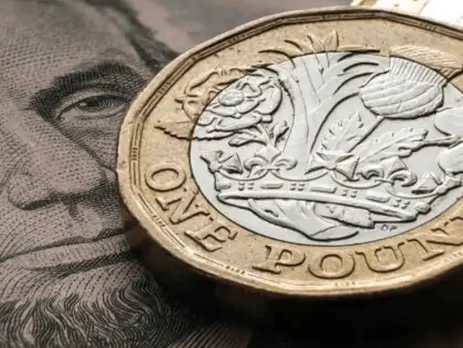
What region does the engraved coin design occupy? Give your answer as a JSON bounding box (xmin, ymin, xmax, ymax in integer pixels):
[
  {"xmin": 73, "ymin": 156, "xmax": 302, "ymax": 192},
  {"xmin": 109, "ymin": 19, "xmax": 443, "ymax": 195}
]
[
  {"xmin": 190, "ymin": 52, "xmax": 463, "ymax": 246},
  {"xmin": 118, "ymin": 8, "xmax": 463, "ymax": 298}
]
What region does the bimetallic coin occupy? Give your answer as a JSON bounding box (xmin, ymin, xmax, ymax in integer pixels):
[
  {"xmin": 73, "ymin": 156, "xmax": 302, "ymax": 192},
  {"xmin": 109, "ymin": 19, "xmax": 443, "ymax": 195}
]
[{"xmin": 118, "ymin": 7, "xmax": 463, "ymax": 298}]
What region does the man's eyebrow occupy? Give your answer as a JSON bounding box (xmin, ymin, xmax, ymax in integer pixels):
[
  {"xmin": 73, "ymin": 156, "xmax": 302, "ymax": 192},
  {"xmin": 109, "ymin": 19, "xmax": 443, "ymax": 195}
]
[{"xmin": 29, "ymin": 61, "xmax": 144, "ymax": 120}]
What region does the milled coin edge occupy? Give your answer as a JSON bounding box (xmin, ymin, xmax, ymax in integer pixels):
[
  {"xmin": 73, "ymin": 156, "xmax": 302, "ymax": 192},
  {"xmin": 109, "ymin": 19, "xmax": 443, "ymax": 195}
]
[{"xmin": 117, "ymin": 6, "xmax": 463, "ymax": 298}]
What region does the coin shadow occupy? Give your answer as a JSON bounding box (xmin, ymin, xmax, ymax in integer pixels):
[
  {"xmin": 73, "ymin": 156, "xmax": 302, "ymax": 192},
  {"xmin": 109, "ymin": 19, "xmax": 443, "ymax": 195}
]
[{"xmin": 128, "ymin": 226, "xmax": 463, "ymax": 347}]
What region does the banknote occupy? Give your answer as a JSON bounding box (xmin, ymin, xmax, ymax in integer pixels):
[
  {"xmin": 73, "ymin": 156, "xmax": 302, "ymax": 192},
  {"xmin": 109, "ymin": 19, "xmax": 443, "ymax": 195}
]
[
  {"xmin": 1, "ymin": 0, "xmax": 462, "ymax": 347},
  {"xmin": 0, "ymin": 1, "xmax": 351, "ymax": 347}
]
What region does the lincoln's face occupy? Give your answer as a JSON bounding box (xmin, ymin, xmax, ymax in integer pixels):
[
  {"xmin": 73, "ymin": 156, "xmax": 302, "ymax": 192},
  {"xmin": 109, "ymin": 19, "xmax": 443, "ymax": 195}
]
[{"xmin": 0, "ymin": 0, "xmax": 201, "ymax": 345}]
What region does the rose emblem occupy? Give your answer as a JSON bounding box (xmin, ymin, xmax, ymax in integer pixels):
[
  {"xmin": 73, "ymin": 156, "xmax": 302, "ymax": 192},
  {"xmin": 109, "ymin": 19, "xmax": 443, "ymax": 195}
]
[{"xmin": 194, "ymin": 71, "xmax": 282, "ymax": 139}]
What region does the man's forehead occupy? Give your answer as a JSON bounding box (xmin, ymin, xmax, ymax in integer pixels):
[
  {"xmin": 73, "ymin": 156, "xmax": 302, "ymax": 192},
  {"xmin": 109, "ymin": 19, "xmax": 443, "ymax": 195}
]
[
  {"xmin": 0, "ymin": 0, "xmax": 148, "ymax": 102},
  {"xmin": 0, "ymin": 0, "xmax": 114, "ymax": 45}
]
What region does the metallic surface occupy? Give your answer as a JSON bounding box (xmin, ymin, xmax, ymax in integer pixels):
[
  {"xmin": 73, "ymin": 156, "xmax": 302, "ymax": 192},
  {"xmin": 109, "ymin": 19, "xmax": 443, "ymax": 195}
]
[
  {"xmin": 118, "ymin": 7, "xmax": 463, "ymax": 298},
  {"xmin": 190, "ymin": 52, "xmax": 463, "ymax": 246}
]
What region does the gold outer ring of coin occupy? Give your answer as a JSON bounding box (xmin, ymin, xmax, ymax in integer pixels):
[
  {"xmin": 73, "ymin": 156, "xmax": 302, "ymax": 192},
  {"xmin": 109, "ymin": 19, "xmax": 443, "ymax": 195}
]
[{"xmin": 118, "ymin": 0, "xmax": 463, "ymax": 305}]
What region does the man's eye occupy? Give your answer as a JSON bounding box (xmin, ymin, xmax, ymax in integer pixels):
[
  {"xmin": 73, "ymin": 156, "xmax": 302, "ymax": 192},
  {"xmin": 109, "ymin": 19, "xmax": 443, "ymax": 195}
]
[
  {"xmin": 58, "ymin": 94, "xmax": 129, "ymax": 122},
  {"xmin": 75, "ymin": 96, "xmax": 126, "ymax": 113}
]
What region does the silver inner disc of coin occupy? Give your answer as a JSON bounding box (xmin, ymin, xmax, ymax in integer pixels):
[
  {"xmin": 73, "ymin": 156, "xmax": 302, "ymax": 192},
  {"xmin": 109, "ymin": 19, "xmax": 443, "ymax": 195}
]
[{"xmin": 190, "ymin": 52, "xmax": 463, "ymax": 246}]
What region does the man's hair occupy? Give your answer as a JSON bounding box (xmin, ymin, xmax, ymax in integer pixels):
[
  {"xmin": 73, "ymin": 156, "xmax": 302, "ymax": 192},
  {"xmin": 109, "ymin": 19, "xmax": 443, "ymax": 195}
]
[
  {"xmin": 84, "ymin": 0, "xmax": 178, "ymax": 73},
  {"xmin": 0, "ymin": 274, "xmax": 204, "ymax": 347}
]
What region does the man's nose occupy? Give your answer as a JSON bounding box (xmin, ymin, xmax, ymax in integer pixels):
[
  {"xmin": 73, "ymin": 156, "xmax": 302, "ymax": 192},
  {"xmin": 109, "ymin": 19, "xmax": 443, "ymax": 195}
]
[{"xmin": 0, "ymin": 97, "xmax": 107, "ymax": 209}]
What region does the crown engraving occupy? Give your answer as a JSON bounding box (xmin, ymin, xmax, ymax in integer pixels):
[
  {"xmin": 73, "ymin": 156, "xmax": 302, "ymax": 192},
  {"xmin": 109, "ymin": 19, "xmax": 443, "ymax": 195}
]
[{"xmin": 185, "ymin": 33, "xmax": 463, "ymax": 244}]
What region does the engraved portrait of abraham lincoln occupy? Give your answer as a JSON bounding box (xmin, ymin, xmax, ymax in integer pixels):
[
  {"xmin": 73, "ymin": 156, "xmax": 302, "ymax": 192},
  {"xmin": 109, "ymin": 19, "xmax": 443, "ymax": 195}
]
[{"xmin": 0, "ymin": 0, "xmax": 209, "ymax": 346}]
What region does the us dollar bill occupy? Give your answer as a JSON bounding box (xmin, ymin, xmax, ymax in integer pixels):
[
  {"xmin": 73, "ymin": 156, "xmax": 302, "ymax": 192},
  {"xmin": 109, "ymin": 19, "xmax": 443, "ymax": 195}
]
[
  {"xmin": 3, "ymin": 0, "xmax": 462, "ymax": 348},
  {"xmin": 0, "ymin": 0, "xmax": 351, "ymax": 347}
]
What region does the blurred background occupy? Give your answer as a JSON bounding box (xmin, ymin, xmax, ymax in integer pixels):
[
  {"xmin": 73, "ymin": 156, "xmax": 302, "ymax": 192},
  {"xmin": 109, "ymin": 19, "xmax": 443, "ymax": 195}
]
[{"xmin": 134, "ymin": 0, "xmax": 351, "ymax": 52}]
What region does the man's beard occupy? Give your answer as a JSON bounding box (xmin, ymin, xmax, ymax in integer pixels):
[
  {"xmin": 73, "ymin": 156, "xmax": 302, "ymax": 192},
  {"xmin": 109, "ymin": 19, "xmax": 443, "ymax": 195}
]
[{"xmin": 0, "ymin": 272, "xmax": 203, "ymax": 348}]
